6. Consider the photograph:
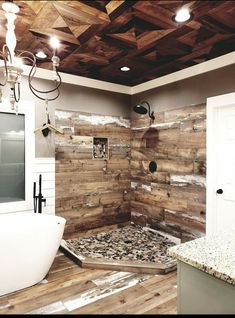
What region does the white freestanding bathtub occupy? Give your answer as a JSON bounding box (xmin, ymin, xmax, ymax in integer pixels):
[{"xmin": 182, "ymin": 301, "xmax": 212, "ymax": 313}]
[{"xmin": 0, "ymin": 212, "xmax": 66, "ymax": 296}]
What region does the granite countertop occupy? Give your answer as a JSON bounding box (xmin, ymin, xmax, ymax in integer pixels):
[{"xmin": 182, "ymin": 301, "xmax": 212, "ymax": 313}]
[{"xmin": 168, "ymin": 231, "xmax": 235, "ymax": 286}]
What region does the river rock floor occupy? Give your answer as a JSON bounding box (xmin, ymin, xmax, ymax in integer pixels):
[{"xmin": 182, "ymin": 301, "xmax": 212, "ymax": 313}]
[{"xmin": 65, "ymin": 224, "xmax": 176, "ymax": 266}]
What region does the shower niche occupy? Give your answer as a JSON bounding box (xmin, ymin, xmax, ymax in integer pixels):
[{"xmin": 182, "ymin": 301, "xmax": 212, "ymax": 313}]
[{"xmin": 92, "ymin": 137, "xmax": 109, "ymax": 159}]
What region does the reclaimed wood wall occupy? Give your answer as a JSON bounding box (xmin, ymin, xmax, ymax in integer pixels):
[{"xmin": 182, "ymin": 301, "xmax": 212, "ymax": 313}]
[
  {"xmin": 131, "ymin": 104, "xmax": 206, "ymax": 242},
  {"xmin": 55, "ymin": 104, "xmax": 206, "ymax": 241},
  {"xmin": 55, "ymin": 110, "xmax": 131, "ymax": 239}
]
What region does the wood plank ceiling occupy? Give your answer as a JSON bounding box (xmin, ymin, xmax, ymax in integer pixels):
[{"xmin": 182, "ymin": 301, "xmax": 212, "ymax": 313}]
[{"xmin": 0, "ymin": 0, "xmax": 234, "ymax": 86}]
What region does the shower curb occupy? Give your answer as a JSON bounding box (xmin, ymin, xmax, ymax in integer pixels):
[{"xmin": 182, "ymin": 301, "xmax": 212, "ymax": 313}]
[{"xmin": 60, "ymin": 239, "xmax": 177, "ymax": 275}]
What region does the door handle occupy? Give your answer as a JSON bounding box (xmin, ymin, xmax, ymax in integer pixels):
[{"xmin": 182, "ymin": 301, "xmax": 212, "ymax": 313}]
[{"xmin": 216, "ymin": 189, "xmax": 223, "ymax": 194}]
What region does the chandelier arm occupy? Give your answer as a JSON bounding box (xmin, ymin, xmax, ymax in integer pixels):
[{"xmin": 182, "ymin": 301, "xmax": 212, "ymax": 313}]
[
  {"xmin": 3, "ymin": 44, "xmax": 12, "ymax": 64},
  {"xmin": 29, "ymin": 84, "xmax": 60, "ymax": 101},
  {"xmin": 28, "ymin": 61, "xmax": 60, "ymax": 101},
  {"xmin": 28, "ymin": 67, "xmax": 62, "ymax": 94},
  {"xmin": 11, "ymin": 52, "xmax": 61, "ymax": 101},
  {"xmin": 0, "ymin": 54, "xmax": 8, "ymax": 87},
  {"xmin": 18, "ymin": 51, "xmax": 62, "ymax": 92},
  {"xmin": 18, "ymin": 56, "xmax": 35, "ymax": 69},
  {"xmin": 13, "ymin": 82, "xmax": 20, "ymax": 103},
  {"xmin": 17, "ymin": 52, "xmax": 36, "ymax": 63},
  {"xmin": 29, "ymin": 77, "xmax": 61, "ymax": 94},
  {"xmin": 19, "ymin": 54, "xmax": 61, "ymax": 98},
  {"xmin": 18, "ymin": 50, "xmax": 62, "ymax": 94},
  {"xmin": 53, "ymin": 70, "xmax": 62, "ymax": 89}
]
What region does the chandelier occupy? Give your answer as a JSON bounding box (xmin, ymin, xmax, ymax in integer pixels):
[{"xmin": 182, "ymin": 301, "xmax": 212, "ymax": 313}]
[{"xmin": 0, "ymin": 1, "xmax": 62, "ymax": 114}]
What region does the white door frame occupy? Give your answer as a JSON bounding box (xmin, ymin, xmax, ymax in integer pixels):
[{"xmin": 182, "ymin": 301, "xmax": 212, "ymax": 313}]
[{"xmin": 206, "ymin": 92, "xmax": 235, "ymax": 235}]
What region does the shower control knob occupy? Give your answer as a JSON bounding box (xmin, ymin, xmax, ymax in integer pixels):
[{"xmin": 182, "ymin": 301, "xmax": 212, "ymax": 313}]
[{"xmin": 216, "ymin": 189, "xmax": 223, "ymax": 194}]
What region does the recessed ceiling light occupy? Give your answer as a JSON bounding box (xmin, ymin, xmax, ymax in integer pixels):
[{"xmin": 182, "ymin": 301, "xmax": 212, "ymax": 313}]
[
  {"xmin": 173, "ymin": 7, "xmax": 191, "ymax": 23},
  {"xmin": 120, "ymin": 66, "xmax": 130, "ymax": 72},
  {"xmin": 35, "ymin": 51, "xmax": 47, "ymax": 59}
]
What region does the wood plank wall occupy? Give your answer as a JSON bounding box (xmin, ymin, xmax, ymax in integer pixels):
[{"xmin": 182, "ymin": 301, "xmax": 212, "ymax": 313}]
[
  {"xmin": 55, "ymin": 110, "xmax": 131, "ymax": 239},
  {"xmin": 130, "ymin": 104, "xmax": 206, "ymax": 242}
]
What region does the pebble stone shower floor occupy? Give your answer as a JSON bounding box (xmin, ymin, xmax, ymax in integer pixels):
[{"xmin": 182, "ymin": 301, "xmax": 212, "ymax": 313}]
[{"xmin": 62, "ymin": 223, "xmax": 177, "ymax": 269}]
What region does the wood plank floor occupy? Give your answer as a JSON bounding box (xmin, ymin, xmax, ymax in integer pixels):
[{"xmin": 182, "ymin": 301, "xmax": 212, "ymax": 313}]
[{"xmin": 0, "ymin": 251, "xmax": 177, "ymax": 314}]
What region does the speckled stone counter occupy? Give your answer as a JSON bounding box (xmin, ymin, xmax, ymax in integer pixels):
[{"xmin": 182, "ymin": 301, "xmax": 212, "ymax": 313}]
[
  {"xmin": 168, "ymin": 231, "xmax": 235, "ymax": 286},
  {"xmin": 168, "ymin": 231, "xmax": 235, "ymax": 314}
]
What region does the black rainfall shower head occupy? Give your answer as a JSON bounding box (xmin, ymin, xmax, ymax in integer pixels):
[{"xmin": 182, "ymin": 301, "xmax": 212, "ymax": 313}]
[
  {"xmin": 133, "ymin": 100, "xmax": 155, "ymax": 121},
  {"xmin": 133, "ymin": 104, "xmax": 148, "ymax": 115}
]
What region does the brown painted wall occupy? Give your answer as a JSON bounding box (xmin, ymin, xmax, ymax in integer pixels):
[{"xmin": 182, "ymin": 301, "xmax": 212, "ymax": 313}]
[
  {"xmin": 130, "ymin": 104, "xmax": 206, "ymax": 242},
  {"xmin": 55, "ymin": 110, "xmax": 131, "ymax": 239}
]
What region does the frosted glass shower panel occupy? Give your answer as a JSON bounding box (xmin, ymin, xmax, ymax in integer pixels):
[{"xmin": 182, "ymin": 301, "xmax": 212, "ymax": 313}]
[{"xmin": 0, "ymin": 113, "xmax": 25, "ymax": 202}]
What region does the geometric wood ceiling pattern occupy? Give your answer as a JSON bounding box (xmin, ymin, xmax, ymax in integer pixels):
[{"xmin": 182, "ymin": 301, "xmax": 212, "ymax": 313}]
[{"xmin": 0, "ymin": 0, "xmax": 235, "ymax": 86}]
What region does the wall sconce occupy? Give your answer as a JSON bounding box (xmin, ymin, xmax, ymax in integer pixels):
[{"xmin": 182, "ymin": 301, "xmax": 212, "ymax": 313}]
[{"xmin": 133, "ymin": 100, "xmax": 155, "ymax": 121}]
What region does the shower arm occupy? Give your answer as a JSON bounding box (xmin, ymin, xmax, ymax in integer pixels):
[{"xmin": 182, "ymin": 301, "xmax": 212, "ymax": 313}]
[{"xmin": 141, "ymin": 101, "xmax": 155, "ymax": 121}]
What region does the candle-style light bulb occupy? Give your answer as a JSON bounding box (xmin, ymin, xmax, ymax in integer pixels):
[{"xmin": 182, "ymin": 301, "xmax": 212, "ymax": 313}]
[{"xmin": 50, "ymin": 36, "xmax": 60, "ymax": 50}]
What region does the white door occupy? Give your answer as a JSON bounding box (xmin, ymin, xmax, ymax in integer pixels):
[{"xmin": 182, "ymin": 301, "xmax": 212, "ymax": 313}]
[{"xmin": 207, "ymin": 92, "xmax": 235, "ymax": 235}]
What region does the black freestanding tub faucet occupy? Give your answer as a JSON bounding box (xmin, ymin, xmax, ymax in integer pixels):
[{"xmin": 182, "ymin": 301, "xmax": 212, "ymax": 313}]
[{"xmin": 33, "ymin": 174, "xmax": 46, "ymax": 213}]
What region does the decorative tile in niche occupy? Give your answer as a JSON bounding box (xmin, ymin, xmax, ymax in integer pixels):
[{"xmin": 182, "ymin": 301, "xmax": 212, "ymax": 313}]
[{"xmin": 93, "ymin": 137, "xmax": 109, "ymax": 160}]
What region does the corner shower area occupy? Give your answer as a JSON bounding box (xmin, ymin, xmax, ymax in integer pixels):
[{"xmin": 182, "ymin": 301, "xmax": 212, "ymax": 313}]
[{"xmin": 55, "ymin": 103, "xmax": 206, "ymax": 274}]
